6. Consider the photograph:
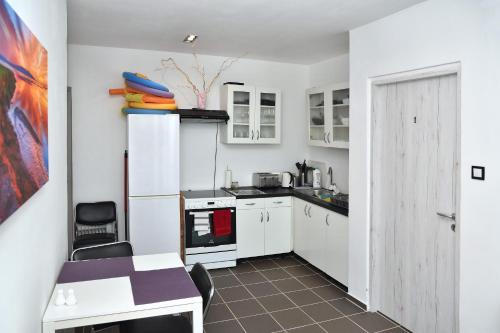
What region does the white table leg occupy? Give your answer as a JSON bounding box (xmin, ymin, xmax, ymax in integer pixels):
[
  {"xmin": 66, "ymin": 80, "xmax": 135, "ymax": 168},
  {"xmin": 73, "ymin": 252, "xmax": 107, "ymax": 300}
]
[{"xmin": 192, "ymin": 302, "xmax": 203, "ymax": 333}]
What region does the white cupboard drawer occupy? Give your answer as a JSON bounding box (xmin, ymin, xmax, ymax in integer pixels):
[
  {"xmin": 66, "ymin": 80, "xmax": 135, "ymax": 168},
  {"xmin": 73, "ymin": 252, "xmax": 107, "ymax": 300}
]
[
  {"xmin": 237, "ymin": 198, "xmax": 266, "ymax": 210},
  {"xmin": 265, "ymin": 196, "xmax": 292, "ymax": 208}
]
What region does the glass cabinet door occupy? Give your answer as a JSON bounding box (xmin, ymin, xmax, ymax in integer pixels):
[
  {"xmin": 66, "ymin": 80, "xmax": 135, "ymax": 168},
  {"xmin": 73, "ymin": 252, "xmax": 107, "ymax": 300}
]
[
  {"xmin": 231, "ymin": 90, "xmax": 252, "ymax": 140},
  {"xmin": 330, "ymin": 88, "xmax": 349, "ymax": 145},
  {"xmin": 256, "ymin": 90, "xmax": 280, "ymax": 143},
  {"xmin": 309, "ymin": 92, "xmax": 325, "ymax": 143}
]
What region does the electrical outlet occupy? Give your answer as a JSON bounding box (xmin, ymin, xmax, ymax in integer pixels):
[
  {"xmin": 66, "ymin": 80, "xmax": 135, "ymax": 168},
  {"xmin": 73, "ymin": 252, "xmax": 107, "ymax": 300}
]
[{"xmin": 471, "ymin": 166, "xmax": 485, "ymax": 180}]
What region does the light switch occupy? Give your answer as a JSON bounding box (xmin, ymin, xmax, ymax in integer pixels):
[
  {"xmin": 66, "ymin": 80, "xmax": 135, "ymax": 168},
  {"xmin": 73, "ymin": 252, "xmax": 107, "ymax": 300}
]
[{"xmin": 471, "ymin": 166, "xmax": 485, "ymax": 180}]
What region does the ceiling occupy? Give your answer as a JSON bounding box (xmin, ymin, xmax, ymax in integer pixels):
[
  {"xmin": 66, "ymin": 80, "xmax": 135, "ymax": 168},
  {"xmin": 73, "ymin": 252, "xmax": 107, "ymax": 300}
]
[{"xmin": 68, "ymin": 0, "xmax": 424, "ymax": 64}]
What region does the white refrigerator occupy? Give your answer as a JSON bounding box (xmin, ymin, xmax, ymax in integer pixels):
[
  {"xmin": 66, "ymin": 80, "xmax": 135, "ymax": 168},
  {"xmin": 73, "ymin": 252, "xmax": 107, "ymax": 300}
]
[{"xmin": 127, "ymin": 114, "xmax": 180, "ymax": 255}]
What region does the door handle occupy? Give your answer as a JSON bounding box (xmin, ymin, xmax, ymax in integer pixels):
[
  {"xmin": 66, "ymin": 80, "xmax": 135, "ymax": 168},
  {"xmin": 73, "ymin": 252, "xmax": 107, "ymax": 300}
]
[
  {"xmin": 437, "ymin": 212, "xmax": 456, "ymax": 220},
  {"xmin": 304, "ymin": 205, "xmax": 308, "ymax": 216},
  {"xmin": 325, "ymin": 214, "xmax": 330, "ymax": 226},
  {"xmin": 273, "ymin": 201, "xmax": 283, "ymax": 204},
  {"xmin": 251, "ymin": 130, "xmax": 254, "ymax": 140},
  {"xmin": 257, "ymin": 130, "xmax": 260, "ymax": 140},
  {"xmin": 323, "ymin": 133, "xmax": 327, "ymax": 143},
  {"xmin": 245, "ymin": 203, "xmax": 256, "ymax": 206},
  {"xmin": 266, "ymin": 211, "xmax": 269, "ymax": 222},
  {"xmin": 260, "ymin": 211, "xmax": 263, "ymax": 223},
  {"xmin": 307, "ymin": 206, "xmax": 312, "ymax": 218},
  {"xmin": 327, "ymin": 132, "xmax": 331, "ymax": 143}
]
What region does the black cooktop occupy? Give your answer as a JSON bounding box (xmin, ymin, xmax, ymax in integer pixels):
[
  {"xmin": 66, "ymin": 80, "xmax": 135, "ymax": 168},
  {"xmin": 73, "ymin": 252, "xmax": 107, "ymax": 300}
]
[{"xmin": 182, "ymin": 189, "xmax": 234, "ymax": 199}]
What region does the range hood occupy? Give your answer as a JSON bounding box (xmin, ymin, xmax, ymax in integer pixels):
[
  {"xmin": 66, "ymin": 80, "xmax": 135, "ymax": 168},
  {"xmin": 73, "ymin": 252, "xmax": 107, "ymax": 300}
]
[{"xmin": 178, "ymin": 109, "xmax": 229, "ymax": 123}]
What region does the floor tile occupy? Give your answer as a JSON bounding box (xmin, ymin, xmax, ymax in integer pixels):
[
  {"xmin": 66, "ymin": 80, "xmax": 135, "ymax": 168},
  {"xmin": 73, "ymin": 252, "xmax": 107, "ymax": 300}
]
[
  {"xmin": 260, "ymin": 268, "xmax": 292, "ymax": 281},
  {"xmin": 273, "ymin": 256, "xmax": 302, "ymax": 267},
  {"xmin": 213, "ymin": 274, "xmax": 241, "ymax": 289},
  {"xmin": 204, "ymin": 319, "xmax": 245, "ymax": 333},
  {"xmin": 296, "ymin": 274, "xmax": 331, "ymax": 288},
  {"xmin": 246, "ymin": 282, "xmax": 281, "ymax": 297},
  {"xmin": 239, "ymin": 313, "xmax": 282, "ymax": 333},
  {"xmin": 236, "ymin": 271, "xmax": 267, "ymax": 284},
  {"xmin": 349, "ymin": 312, "xmax": 398, "ymax": 333},
  {"xmin": 251, "ymin": 259, "xmax": 280, "ymax": 270},
  {"xmin": 287, "ymin": 324, "xmax": 325, "ymax": 333},
  {"xmin": 258, "ymin": 293, "xmax": 296, "ymax": 312},
  {"xmin": 285, "ymin": 289, "xmax": 322, "ymax": 306},
  {"xmin": 208, "ymin": 267, "xmax": 232, "ymax": 277},
  {"xmin": 271, "ymin": 308, "xmax": 314, "ymax": 330},
  {"xmin": 300, "ymin": 302, "xmax": 343, "ymax": 322},
  {"xmin": 226, "ymin": 298, "xmax": 266, "ymax": 318},
  {"xmin": 230, "ymin": 262, "xmax": 256, "ymax": 274},
  {"xmin": 211, "ymin": 291, "xmax": 223, "ymax": 305},
  {"xmin": 284, "ymin": 265, "xmax": 316, "ymax": 277},
  {"xmin": 273, "ymin": 278, "xmax": 307, "ymax": 293},
  {"xmin": 204, "ymin": 303, "xmax": 234, "ymax": 323},
  {"xmin": 217, "ymin": 286, "xmax": 252, "ymax": 302},
  {"xmin": 329, "ymin": 298, "xmax": 365, "ymax": 315},
  {"xmin": 320, "ymin": 318, "xmax": 366, "ymax": 333},
  {"xmin": 311, "ymin": 285, "xmax": 347, "ymax": 301}
]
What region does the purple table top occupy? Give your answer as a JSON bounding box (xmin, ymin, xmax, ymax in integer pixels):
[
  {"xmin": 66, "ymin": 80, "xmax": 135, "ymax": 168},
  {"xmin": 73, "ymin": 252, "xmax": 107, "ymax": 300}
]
[
  {"xmin": 129, "ymin": 267, "xmax": 201, "ymax": 305},
  {"xmin": 57, "ymin": 256, "xmax": 134, "ymax": 284}
]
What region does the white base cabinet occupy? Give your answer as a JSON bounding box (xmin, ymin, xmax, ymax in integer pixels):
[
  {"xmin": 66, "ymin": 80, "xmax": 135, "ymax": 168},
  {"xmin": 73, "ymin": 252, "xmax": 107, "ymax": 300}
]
[
  {"xmin": 293, "ymin": 198, "xmax": 348, "ymax": 285},
  {"xmin": 236, "ymin": 197, "xmax": 292, "ymax": 258}
]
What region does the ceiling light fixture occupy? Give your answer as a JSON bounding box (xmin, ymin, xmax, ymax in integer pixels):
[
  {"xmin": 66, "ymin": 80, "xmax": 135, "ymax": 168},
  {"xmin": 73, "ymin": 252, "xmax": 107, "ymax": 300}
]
[{"xmin": 183, "ymin": 34, "xmax": 198, "ymax": 43}]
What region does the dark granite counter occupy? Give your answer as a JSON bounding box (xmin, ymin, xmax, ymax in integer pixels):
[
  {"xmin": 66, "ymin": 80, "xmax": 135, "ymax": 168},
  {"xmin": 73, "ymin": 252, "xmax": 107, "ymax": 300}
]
[{"xmin": 222, "ymin": 186, "xmax": 348, "ymax": 217}]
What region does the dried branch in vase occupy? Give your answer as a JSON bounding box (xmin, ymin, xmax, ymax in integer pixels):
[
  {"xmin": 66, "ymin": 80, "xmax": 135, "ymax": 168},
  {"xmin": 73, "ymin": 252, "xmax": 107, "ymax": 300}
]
[{"xmin": 159, "ymin": 49, "xmax": 246, "ymax": 109}]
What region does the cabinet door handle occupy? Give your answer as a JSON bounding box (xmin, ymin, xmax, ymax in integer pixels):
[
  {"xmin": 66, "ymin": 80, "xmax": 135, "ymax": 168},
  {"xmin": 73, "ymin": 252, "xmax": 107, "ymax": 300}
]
[
  {"xmin": 245, "ymin": 203, "xmax": 256, "ymax": 206},
  {"xmin": 273, "ymin": 201, "xmax": 283, "ymax": 204},
  {"xmin": 307, "ymin": 206, "xmax": 312, "ymax": 218},
  {"xmin": 257, "ymin": 130, "xmax": 260, "ymax": 140},
  {"xmin": 327, "ymin": 132, "xmax": 331, "ymax": 143},
  {"xmin": 260, "ymin": 211, "xmax": 263, "ymax": 223},
  {"xmin": 266, "ymin": 211, "xmax": 270, "ymax": 222},
  {"xmin": 251, "ymin": 130, "xmax": 254, "ymax": 140},
  {"xmin": 304, "ymin": 205, "xmax": 308, "ymax": 216},
  {"xmin": 325, "ymin": 214, "xmax": 330, "ymax": 226},
  {"xmin": 323, "ymin": 133, "xmax": 327, "ymax": 143}
]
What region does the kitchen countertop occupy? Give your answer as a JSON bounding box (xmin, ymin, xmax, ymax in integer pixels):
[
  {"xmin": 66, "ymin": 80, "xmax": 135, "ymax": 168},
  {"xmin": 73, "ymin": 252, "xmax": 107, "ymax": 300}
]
[{"xmin": 222, "ymin": 186, "xmax": 348, "ymax": 217}]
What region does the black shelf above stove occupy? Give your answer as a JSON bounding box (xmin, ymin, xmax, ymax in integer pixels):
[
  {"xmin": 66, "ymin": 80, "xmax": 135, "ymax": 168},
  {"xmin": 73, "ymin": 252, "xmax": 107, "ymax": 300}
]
[{"xmin": 178, "ymin": 109, "xmax": 229, "ymax": 124}]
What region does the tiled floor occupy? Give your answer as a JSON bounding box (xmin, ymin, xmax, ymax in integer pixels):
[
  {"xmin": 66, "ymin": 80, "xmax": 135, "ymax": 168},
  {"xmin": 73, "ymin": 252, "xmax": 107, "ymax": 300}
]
[{"xmin": 204, "ymin": 254, "xmax": 410, "ymax": 333}]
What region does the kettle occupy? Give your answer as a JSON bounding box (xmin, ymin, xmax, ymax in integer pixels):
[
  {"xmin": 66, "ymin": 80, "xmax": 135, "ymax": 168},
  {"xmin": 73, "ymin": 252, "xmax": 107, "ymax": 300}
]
[{"xmin": 281, "ymin": 172, "xmax": 295, "ymax": 188}]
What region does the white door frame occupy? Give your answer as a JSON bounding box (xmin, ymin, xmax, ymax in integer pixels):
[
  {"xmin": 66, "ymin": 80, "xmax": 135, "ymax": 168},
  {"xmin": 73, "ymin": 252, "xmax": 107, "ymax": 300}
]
[{"xmin": 368, "ymin": 62, "xmax": 461, "ymax": 332}]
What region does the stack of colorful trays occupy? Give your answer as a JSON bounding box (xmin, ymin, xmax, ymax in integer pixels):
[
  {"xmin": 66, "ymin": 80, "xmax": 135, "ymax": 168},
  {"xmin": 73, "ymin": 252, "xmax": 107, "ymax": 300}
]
[{"xmin": 109, "ymin": 72, "xmax": 177, "ymax": 114}]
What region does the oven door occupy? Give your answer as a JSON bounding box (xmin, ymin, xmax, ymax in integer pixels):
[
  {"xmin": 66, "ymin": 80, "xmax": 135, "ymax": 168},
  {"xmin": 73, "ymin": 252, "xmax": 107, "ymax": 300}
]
[{"xmin": 185, "ymin": 208, "xmax": 236, "ymax": 249}]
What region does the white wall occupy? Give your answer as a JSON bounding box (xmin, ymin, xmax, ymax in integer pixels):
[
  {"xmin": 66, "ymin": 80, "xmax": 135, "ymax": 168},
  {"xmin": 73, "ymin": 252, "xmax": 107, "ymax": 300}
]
[
  {"xmin": 0, "ymin": 1, "xmax": 68, "ymax": 332},
  {"xmin": 69, "ymin": 44, "xmax": 312, "ymax": 238},
  {"xmin": 349, "ymin": 0, "xmax": 500, "ymax": 331},
  {"xmin": 308, "ymin": 54, "xmax": 350, "ymax": 192}
]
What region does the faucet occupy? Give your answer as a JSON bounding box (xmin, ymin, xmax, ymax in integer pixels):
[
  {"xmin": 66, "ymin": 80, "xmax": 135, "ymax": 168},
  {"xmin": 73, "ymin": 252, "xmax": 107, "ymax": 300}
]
[{"xmin": 327, "ymin": 166, "xmax": 338, "ymax": 194}]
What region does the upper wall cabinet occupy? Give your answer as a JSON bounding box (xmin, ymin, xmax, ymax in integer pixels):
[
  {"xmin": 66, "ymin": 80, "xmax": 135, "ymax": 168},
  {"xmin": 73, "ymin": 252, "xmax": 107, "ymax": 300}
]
[
  {"xmin": 307, "ymin": 82, "xmax": 349, "ymax": 149},
  {"xmin": 221, "ymin": 85, "xmax": 281, "ymax": 144}
]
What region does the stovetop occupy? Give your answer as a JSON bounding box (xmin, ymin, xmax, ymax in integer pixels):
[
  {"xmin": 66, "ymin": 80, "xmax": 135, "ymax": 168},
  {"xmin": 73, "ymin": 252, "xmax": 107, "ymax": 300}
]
[{"xmin": 182, "ymin": 189, "xmax": 234, "ymax": 200}]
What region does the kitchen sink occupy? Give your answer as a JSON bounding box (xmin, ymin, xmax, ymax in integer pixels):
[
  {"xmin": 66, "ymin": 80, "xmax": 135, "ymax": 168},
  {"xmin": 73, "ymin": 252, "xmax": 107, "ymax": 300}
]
[
  {"xmin": 295, "ymin": 188, "xmax": 349, "ymax": 209},
  {"xmin": 225, "ymin": 188, "xmax": 266, "ymax": 196}
]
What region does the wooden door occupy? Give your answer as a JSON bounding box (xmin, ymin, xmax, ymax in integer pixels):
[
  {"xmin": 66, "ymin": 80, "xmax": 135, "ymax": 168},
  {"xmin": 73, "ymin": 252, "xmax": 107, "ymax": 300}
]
[
  {"xmin": 236, "ymin": 208, "xmax": 265, "ymax": 258},
  {"xmin": 371, "ymin": 74, "xmax": 458, "ymax": 333}
]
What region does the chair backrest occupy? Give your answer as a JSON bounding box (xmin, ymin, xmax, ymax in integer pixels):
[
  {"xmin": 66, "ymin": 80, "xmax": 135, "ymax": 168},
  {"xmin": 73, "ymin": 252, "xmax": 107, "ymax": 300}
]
[
  {"xmin": 71, "ymin": 241, "xmax": 133, "ymax": 261},
  {"xmin": 189, "ymin": 263, "xmax": 215, "ymax": 318},
  {"xmin": 76, "ymin": 201, "xmax": 116, "ymax": 225}
]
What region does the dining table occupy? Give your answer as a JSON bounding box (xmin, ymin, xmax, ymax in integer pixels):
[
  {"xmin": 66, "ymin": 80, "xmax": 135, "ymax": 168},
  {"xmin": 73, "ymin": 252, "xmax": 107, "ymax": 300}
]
[{"xmin": 42, "ymin": 252, "xmax": 203, "ymax": 333}]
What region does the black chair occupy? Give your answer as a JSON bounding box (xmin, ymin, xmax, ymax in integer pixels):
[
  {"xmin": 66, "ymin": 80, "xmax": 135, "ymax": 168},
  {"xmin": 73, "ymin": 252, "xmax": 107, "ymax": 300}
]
[
  {"xmin": 71, "ymin": 241, "xmax": 133, "ymax": 261},
  {"xmin": 120, "ymin": 262, "xmax": 215, "ymax": 333},
  {"xmin": 71, "ymin": 242, "xmax": 133, "ymax": 333},
  {"xmin": 73, "ymin": 201, "xmax": 118, "ymax": 250}
]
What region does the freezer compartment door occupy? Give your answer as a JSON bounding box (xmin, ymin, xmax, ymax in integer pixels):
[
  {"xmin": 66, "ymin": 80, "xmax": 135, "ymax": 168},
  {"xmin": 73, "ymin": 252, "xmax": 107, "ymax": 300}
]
[
  {"xmin": 128, "ymin": 196, "xmax": 180, "ymax": 255},
  {"xmin": 127, "ymin": 114, "xmax": 179, "ymax": 196}
]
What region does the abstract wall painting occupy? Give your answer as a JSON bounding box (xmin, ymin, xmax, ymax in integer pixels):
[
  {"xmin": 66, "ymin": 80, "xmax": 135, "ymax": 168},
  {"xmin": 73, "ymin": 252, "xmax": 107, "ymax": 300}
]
[{"xmin": 0, "ymin": 0, "xmax": 48, "ymax": 224}]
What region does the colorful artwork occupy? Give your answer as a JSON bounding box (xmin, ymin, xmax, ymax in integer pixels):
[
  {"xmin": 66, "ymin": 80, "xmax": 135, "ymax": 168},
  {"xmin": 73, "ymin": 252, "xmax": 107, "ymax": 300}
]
[{"xmin": 0, "ymin": 0, "xmax": 48, "ymax": 224}]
